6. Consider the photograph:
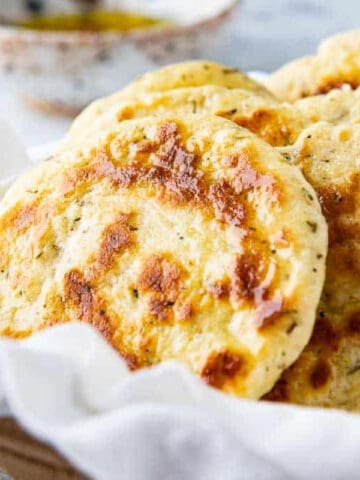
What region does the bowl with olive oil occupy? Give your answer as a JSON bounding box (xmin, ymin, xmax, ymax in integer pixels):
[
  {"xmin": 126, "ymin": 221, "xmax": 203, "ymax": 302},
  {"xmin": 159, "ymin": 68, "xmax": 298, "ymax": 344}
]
[{"xmin": 0, "ymin": 0, "xmax": 239, "ymax": 115}]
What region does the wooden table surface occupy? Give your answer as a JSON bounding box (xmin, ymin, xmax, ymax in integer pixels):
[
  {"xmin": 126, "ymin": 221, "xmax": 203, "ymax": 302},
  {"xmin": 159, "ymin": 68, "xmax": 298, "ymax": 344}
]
[{"xmin": 0, "ymin": 418, "xmax": 87, "ymax": 480}]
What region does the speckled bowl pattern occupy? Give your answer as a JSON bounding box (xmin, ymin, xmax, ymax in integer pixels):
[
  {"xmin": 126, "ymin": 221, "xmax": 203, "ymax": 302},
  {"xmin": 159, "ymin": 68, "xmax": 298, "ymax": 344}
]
[{"xmin": 0, "ymin": 0, "xmax": 239, "ymax": 115}]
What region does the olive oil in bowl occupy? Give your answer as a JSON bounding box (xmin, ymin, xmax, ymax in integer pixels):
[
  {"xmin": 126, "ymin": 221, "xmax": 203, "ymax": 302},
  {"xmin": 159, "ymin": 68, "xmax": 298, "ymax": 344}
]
[{"xmin": 12, "ymin": 10, "xmax": 170, "ymax": 33}]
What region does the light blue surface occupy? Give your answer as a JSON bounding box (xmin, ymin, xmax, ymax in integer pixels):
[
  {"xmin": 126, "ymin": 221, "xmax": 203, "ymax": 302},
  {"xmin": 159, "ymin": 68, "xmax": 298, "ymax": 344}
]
[{"xmin": 219, "ymin": 0, "xmax": 360, "ymax": 71}]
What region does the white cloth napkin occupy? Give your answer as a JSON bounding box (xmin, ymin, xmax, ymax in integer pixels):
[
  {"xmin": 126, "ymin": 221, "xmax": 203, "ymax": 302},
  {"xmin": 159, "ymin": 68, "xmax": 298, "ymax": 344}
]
[
  {"xmin": 1, "ymin": 324, "xmax": 360, "ymax": 480},
  {"xmin": 0, "ymin": 119, "xmax": 360, "ymax": 480}
]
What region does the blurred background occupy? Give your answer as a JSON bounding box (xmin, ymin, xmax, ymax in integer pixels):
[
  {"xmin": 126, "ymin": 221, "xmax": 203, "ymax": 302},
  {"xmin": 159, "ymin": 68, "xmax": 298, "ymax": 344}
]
[
  {"xmin": 221, "ymin": 0, "xmax": 360, "ymax": 72},
  {"xmin": 0, "ymin": 0, "xmax": 359, "ymax": 148}
]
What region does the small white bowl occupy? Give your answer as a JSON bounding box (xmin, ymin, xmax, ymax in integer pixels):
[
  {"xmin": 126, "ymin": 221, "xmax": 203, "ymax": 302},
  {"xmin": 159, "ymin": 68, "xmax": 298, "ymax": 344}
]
[{"xmin": 0, "ymin": 0, "xmax": 239, "ymax": 115}]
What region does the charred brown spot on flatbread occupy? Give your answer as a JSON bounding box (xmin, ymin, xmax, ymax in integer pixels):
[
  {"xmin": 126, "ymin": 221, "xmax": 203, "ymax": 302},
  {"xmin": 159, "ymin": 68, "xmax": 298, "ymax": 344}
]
[
  {"xmin": 231, "ymin": 253, "xmax": 267, "ymax": 303},
  {"xmin": 64, "ymin": 269, "xmax": 113, "ymax": 341},
  {"xmin": 209, "ymin": 180, "xmax": 246, "ymax": 228},
  {"xmin": 207, "ymin": 281, "xmax": 230, "ymax": 300},
  {"xmin": 311, "ymin": 316, "xmax": 339, "ymax": 349},
  {"xmin": 228, "ymin": 148, "xmax": 279, "ymax": 199},
  {"xmin": 0, "ymin": 201, "xmax": 51, "ymax": 236},
  {"xmin": 263, "ymin": 377, "xmax": 289, "ymax": 402},
  {"xmin": 139, "ymin": 254, "xmax": 183, "ymax": 322},
  {"xmin": 317, "ymin": 177, "xmax": 358, "ymax": 218},
  {"xmin": 347, "ymin": 311, "xmax": 360, "ymax": 334},
  {"xmin": 233, "ymin": 109, "xmax": 293, "ymax": 147},
  {"xmin": 64, "ymin": 269, "xmax": 142, "ymax": 369},
  {"xmin": 310, "ymin": 359, "xmax": 332, "ymax": 389},
  {"xmin": 117, "ymin": 106, "xmax": 135, "ymax": 121},
  {"xmin": 230, "ymin": 254, "xmax": 283, "ymax": 329},
  {"xmin": 139, "ymin": 254, "xmax": 181, "ymax": 297},
  {"xmin": 201, "ymin": 351, "xmax": 246, "ymax": 389},
  {"xmin": 89, "ymin": 213, "xmax": 135, "ymax": 280},
  {"xmin": 316, "ymin": 80, "xmax": 360, "ymax": 95},
  {"xmin": 61, "ymin": 123, "xmax": 281, "ymax": 242}
]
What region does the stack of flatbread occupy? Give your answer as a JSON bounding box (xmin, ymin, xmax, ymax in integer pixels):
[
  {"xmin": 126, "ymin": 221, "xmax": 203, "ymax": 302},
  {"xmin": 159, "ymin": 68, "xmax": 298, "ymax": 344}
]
[{"xmin": 1, "ymin": 30, "xmax": 360, "ymax": 412}]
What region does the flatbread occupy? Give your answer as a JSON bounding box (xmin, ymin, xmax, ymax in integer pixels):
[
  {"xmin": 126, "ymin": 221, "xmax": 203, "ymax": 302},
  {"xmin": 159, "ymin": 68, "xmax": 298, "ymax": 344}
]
[
  {"xmin": 61, "ymin": 85, "xmax": 305, "ymax": 150},
  {"xmin": 0, "ymin": 114, "xmax": 327, "ymax": 399},
  {"xmin": 267, "ymin": 31, "xmax": 360, "ymax": 101},
  {"xmin": 295, "ymin": 85, "xmax": 360, "ymax": 124},
  {"xmin": 61, "ymin": 61, "xmax": 273, "ymax": 152},
  {"xmin": 122, "ymin": 61, "xmax": 272, "ymax": 97},
  {"xmin": 266, "ymin": 56, "xmax": 318, "ymax": 102},
  {"xmin": 266, "ymin": 122, "xmax": 360, "ymax": 410}
]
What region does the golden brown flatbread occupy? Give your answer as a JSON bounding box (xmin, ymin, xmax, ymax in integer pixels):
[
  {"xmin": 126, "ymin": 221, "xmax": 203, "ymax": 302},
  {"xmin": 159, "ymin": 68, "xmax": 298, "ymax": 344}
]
[{"xmin": 0, "ymin": 114, "xmax": 326, "ymax": 399}]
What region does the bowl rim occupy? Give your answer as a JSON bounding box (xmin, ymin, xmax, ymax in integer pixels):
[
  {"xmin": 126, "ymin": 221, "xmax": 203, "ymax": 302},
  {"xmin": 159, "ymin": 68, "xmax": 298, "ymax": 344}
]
[{"xmin": 0, "ymin": 0, "xmax": 239, "ymax": 45}]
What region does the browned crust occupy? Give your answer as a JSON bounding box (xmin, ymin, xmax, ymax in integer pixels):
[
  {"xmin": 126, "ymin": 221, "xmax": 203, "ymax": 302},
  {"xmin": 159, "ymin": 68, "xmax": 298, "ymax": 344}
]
[
  {"xmin": 208, "ymin": 180, "xmax": 246, "ymax": 227},
  {"xmin": 264, "ymin": 313, "xmax": 351, "ymax": 403},
  {"xmin": 138, "ymin": 254, "xmax": 182, "ymax": 322},
  {"xmin": 230, "ymin": 253, "xmax": 267, "ymax": 302},
  {"xmin": 207, "ymin": 281, "xmax": 229, "ymax": 300},
  {"xmin": 347, "ymin": 311, "xmax": 360, "ymax": 334},
  {"xmin": 233, "ymin": 109, "xmax": 293, "ymax": 147},
  {"xmin": 309, "ymin": 359, "xmax": 332, "ymax": 389},
  {"xmin": 201, "ymin": 351, "xmax": 246, "ymax": 388},
  {"xmin": 0, "ymin": 202, "xmax": 40, "ymax": 234},
  {"xmin": 64, "ymin": 269, "xmax": 141, "ymax": 370},
  {"xmin": 62, "ymin": 123, "xmax": 279, "ymax": 228},
  {"xmin": 317, "ymin": 177, "xmax": 358, "ymax": 219},
  {"xmin": 88, "ymin": 213, "xmax": 134, "ymax": 280},
  {"xmin": 64, "ymin": 269, "xmax": 114, "ymax": 341},
  {"xmin": 229, "ymin": 148, "xmax": 280, "ymax": 203},
  {"xmin": 316, "ymin": 80, "xmax": 360, "ymax": 96},
  {"xmin": 311, "ymin": 316, "xmax": 340, "ymax": 349},
  {"xmin": 263, "ymin": 376, "xmax": 289, "ymax": 402},
  {"xmin": 138, "ymin": 254, "xmax": 181, "ymax": 297}
]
